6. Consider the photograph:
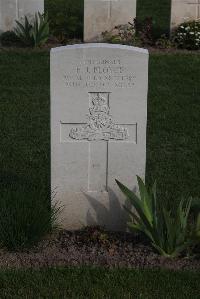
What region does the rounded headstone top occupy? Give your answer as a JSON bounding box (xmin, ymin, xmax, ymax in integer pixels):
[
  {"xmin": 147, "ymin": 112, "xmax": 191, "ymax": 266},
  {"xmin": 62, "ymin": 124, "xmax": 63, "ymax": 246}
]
[{"xmin": 51, "ymin": 43, "xmax": 149, "ymax": 55}]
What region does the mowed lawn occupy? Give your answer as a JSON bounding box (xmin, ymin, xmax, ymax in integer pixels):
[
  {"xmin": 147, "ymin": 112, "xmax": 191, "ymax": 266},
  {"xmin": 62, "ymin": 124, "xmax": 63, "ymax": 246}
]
[
  {"xmin": 0, "ymin": 51, "xmax": 199, "ymax": 203},
  {"xmin": 0, "ymin": 267, "xmax": 199, "ymax": 298},
  {"xmin": 0, "ymin": 50, "xmax": 200, "ymax": 296}
]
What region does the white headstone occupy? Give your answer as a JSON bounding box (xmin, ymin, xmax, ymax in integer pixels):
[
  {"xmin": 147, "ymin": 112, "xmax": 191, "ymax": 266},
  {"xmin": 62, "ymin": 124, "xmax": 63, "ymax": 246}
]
[
  {"xmin": 0, "ymin": 0, "xmax": 44, "ymax": 33},
  {"xmin": 171, "ymin": 0, "xmax": 200, "ymax": 29},
  {"xmin": 84, "ymin": 0, "xmax": 137, "ymax": 42},
  {"xmin": 51, "ymin": 43, "xmax": 148, "ymax": 231}
]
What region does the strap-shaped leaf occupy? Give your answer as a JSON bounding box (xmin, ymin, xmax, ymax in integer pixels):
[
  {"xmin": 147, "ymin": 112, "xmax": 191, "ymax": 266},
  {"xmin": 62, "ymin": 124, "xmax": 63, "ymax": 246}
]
[
  {"xmin": 116, "ymin": 179, "xmax": 159, "ymax": 244},
  {"xmin": 137, "ymin": 176, "xmax": 153, "ymax": 224}
]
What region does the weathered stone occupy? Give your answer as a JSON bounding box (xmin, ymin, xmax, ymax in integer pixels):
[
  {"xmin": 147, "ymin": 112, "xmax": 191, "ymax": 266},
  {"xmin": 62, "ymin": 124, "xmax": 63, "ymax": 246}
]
[
  {"xmin": 84, "ymin": 0, "xmax": 137, "ymax": 42},
  {"xmin": 0, "ymin": 0, "xmax": 44, "ymax": 33},
  {"xmin": 171, "ymin": 0, "xmax": 200, "ymax": 29}
]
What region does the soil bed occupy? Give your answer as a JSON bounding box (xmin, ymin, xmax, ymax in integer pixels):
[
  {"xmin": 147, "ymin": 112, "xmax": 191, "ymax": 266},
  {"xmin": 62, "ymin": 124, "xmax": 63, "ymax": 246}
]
[
  {"xmin": 0, "ymin": 228, "xmax": 199, "ymax": 271},
  {"xmin": 1, "ymin": 42, "xmax": 200, "ymax": 55}
]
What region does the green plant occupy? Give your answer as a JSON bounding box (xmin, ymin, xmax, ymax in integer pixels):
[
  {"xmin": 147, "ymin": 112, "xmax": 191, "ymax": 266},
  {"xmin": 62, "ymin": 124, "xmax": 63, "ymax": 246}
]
[
  {"xmin": 14, "ymin": 12, "xmax": 49, "ymax": 47},
  {"xmin": 116, "ymin": 176, "xmax": 192, "ymax": 257},
  {"xmin": 32, "ymin": 13, "xmax": 50, "ymax": 47},
  {"xmin": 173, "ymin": 20, "xmax": 200, "ymax": 50},
  {"xmin": 137, "ymin": 0, "xmax": 171, "ymax": 38},
  {"xmin": 14, "ymin": 16, "xmax": 34, "ymax": 46},
  {"xmin": 83, "ymin": 226, "xmax": 110, "ymax": 247},
  {"xmin": 194, "ymin": 213, "xmax": 200, "ymax": 239},
  {"xmin": 0, "ymin": 187, "xmax": 59, "ymax": 251},
  {"xmin": 102, "ymin": 17, "xmax": 155, "ymax": 47},
  {"xmin": 0, "ymin": 31, "xmax": 22, "ymax": 47},
  {"xmin": 102, "ymin": 24, "xmax": 137, "ymax": 45},
  {"xmin": 133, "ymin": 17, "xmax": 154, "ymax": 46},
  {"xmin": 155, "ymin": 34, "xmax": 174, "ymax": 49},
  {"xmin": 46, "ymin": 0, "xmax": 83, "ymax": 41},
  {"xmin": 189, "ymin": 198, "xmax": 200, "ymax": 255}
]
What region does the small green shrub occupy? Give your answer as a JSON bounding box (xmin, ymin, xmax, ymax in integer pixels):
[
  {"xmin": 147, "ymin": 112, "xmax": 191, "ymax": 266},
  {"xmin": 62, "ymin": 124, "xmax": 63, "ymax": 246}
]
[
  {"xmin": 116, "ymin": 176, "xmax": 192, "ymax": 257},
  {"xmin": 134, "ymin": 17, "xmax": 154, "ymax": 46},
  {"xmin": 0, "ymin": 31, "xmax": 22, "ymax": 47},
  {"xmin": 155, "ymin": 34, "xmax": 174, "ymax": 49},
  {"xmin": 0, "ymin": 188, "xmax": 59, "ymax": 251},
  {"xmin": 102, "ymin": 18, "xmax": 154, "ymax": 47},
  {"xmin": 102, "ymin": 24, "xmax": 140, "ymax": 46},
  {"xmin": 173, "ymin": 20, "xmax": 200, "ymax": 50},
  {"xmin": 14, "ymin": 16, "xmax": 34, "ymax": 47},
  {"xmin": 190, "ymin": 198, "xmax": 200, "ymax": 255},
  {"xmin": 82, "ymin": 226, "xmax": 110, "ymax": 247},
  {"xmin": 45, "ymin": 0, "xmax": 83, "ymax": 41},
  {"xmin": 137, "ymin": 0, "xmax": 171, "ymax": 38},
  {"xmin": 32, "ymin": 13, "xmax": 50, "ymax": 47},
  {"xmin": 14, "ymin": 13, "xmax": 49, "ymax": 47},
  {"xmin": 194, "ymin": 212, "xmax": 200, "ymax": 239}
]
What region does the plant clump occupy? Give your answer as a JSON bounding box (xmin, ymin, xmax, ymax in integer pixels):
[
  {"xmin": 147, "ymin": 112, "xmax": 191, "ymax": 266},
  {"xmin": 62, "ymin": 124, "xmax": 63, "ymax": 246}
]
[
  {"xmin": 0, "ymin": 187, "xmax": 59, "ymax": 251},
  {"xmin": 0, "ymin": 31, "xmax": 22, "ymax": 47},
  {"xmin": 102, "ymin": 18, "xmax": 155, "ymax": 47},
  {"xmin": 102, "ymin": 24, "xmax": 137, "ymax": 45},
  {"xmin": 46, "ymin": 0, "xmax": 83, "ymax": 43},
  {"xmin": 102, "ymin": 18, "xmax": 200, "ymax": 51},
  {"xmin": 116, "ymin": 176, "xmax": 200, "ymax": 258},
  {"xmin": 14, "ymin": 12, "xmax": 50, "ymax": 47},
  {"xmin": 172, "ymin": 20, "xmax": 200, "ymax": 50}
]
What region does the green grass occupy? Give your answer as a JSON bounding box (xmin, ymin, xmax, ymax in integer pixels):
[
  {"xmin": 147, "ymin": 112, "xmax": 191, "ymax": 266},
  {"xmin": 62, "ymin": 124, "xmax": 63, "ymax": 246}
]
[
  {"xmin": 0, "ymin": 46, "xmax": 199, "ymax": 299},
  {"xmin": 0, "ymin": 50, "xmax": 50, "ymax": 193},
  {"xmin": 0, "ymin": 51, "xmax": 199, "ymax": 204},
  {"xmin": 0, "ymin": 267, "xmax": 199, "ymax": 298},
  {"xmin": 146, "ymin": 53, "xmax": 200, "ymax": 202},
  {"xmin": 137, "ymin": 0, "xmax": 171, "ymax": 36}
]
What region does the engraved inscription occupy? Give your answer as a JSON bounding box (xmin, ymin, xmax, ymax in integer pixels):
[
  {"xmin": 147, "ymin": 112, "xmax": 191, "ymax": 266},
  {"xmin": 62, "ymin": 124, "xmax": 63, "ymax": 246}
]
[
  {"xmin": 69, "ymin": 93, "xmax": 129, "ymax": 141},
  {"xmin": 64, "ymin": 59, "xmax": 136, "ymax": 89}
]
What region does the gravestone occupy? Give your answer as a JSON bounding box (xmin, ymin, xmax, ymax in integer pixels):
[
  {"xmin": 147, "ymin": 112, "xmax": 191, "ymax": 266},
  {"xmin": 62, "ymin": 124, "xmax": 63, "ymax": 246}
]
[
  {"xmin": 51, "ymin": 43, "xmax": 148, "ymax": 230},
  {"xmin": 0, "ymin": 0, "xmax": 44, "ymax": 33},
  {"xmin": 171, "ymin": 0, "xmax": 200, "ymax": 29},
  {"xmin": 84, "ymin": 0, "xmax": 137, "ymax": 42}
]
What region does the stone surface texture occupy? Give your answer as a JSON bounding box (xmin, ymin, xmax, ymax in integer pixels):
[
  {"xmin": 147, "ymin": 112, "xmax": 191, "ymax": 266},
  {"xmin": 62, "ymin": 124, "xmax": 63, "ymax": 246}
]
[
  {"xmin": 0, "ymin": 0, "xmax": 44, "ymax": 33},
  {"xmin": 51, "ymin": 43, "xmax": 148, "ymax": 231},
  {"xmin": 171, "ymin": 0, "xmax": 200, "ymax": 29},
  {"xmin": 84, "ymin": 0, "xmax": 137, "ymax": 42}
]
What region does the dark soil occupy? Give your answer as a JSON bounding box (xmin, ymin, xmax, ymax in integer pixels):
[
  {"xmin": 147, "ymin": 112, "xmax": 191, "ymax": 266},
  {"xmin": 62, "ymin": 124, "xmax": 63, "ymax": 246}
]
[
  {"xmin": 0, "ymin": 227, "xmax": 199, "ymax": 271},
  {"xmin": 1, "ymin": 40, "xmax": 200, "ymax": 54}
]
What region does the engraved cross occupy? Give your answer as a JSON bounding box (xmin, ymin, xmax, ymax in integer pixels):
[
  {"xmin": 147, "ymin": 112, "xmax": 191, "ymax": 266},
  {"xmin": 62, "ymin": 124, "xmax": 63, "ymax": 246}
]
[
  {"xmin": 16, "ymin": 0, "xmax": 19, "ymax": 19},
  {"xmin": 61, "ymin": 92, "xmax": 137, "ymax": 192},
  {"xmin": 108, "ymin": 1, "xmax": 112, "ymax": 19}
]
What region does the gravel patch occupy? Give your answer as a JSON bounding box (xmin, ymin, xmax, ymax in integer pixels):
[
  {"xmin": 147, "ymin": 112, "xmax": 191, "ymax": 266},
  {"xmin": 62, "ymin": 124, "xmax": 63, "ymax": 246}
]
[{"xmin": 0, "ymin": 227, "xmax": 199, "ymax": 271}]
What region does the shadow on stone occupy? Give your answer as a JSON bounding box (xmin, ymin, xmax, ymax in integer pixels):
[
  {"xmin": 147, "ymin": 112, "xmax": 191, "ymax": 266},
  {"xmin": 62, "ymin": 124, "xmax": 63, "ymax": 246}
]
[{"xmin": 84, "ymin": 187, "xmax": 132, "ymax": 231}]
